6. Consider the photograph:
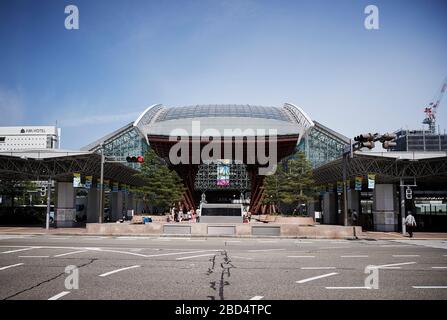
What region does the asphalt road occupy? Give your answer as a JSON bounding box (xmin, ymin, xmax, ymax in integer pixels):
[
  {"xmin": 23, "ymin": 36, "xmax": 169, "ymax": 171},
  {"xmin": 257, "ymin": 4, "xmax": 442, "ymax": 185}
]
[{"xmin": 0, "ymin": 234, "xmax": 446, "ymax": 300}]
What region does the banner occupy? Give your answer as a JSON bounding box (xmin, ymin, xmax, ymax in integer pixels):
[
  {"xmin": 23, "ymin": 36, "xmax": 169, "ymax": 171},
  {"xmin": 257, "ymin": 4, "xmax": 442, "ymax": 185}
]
[
  {"xmin": 73, "ymin": 173, "xmax": 81, "ymax": 188},
  {"xmin": 112, "ymin": 182, "xmax": 119, "ymax": 192},
  {"xmin": 85, "ymin": 176, "xmax": 93, "ymax": 189},
  {"xmin": 355, "ymin": 176, "xmax": 363, "ymax": 191},
  {"xmin": 346, "ymin": 179, "xmax": 351, "ymax": 192},
  {"xmin": 104, "ymin": 179, "xmax": 110, "ymax": 191},
  {"xmin": 327, "ymin": 183, "xmax": 333, "ymax": 192},
  {"xmin": 216, "ymin": 159, "xmax": 230, "ymax": 186},
  {"xmin": 368, "ymin": 174, "xmax": 376, "ymax": 189},
  {"xmin": 337, "ymin": 181, "xmax": 343, "ymax": 194}
]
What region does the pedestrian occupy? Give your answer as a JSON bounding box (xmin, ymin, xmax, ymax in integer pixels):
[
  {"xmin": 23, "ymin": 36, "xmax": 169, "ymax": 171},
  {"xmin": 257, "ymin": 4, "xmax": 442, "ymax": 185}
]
[
  {"xmin": 351, "ymin": 209, "xmax": 359, "ymax": 226},
  {"xmin": 174, "ymin": 209, "xmax": 179, "ymax": 223},
  {"xmin": 405, "ymin": 211, "xmax": 417, "ymax": 238}
]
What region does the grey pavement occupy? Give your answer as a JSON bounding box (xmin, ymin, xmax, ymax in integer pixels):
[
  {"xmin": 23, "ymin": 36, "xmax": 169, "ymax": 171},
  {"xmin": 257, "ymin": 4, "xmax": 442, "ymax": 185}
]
[{"xmin": 0, "ymin": 234, "xmax": 446, "ymax": 300}]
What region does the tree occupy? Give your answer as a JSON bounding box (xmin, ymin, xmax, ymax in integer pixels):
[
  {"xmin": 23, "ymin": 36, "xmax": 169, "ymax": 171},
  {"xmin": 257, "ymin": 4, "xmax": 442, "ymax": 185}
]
[
  {"xmin": 262, "ymin": 151, "xmax": 316, "ymax": 215},
  {"xmin": 137, "ymin": 149, "xmax": 186, "ymax": 213}
]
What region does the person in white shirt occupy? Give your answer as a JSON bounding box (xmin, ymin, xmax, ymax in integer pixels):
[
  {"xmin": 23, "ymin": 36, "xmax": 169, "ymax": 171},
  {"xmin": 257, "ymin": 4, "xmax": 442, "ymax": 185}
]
[{"xmin": 404, "ymin": 211, "xmax": 417, "ymax": 238}]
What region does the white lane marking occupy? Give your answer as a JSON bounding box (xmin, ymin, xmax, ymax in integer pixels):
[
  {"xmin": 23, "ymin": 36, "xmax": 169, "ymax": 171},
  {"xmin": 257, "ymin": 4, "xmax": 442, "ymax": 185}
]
[
  {"xmin": 146, "ymin": 250, "xmax": 219, "ymax": 258},
  {"xmin": 319, "ymin": 247, "xmax": 349, "ymax": 249},
  {"xmin": 296, "ymin": 272, "xmax": 338, "ymax": 284},
  {"xmin": 86, "ymin": 248, "xmax": 148, "ymax": 258},
  {"xmin": 54, "ymin": 250, "xmax": 88, "ymax": 257},
  {"xmin": 380, "ymin": 245, "xmax": 412, "ymax": 247},
  {"xmin": 0, "ymin": 263, "xmax": 24, "ymax": 271},
  {"xmin": 369, "ymin": 261, "xmax": 416, "ymax": 269},
  {"xmin": 432, "ymin": 267, "xmax": 447, "ymax": 269},
  {"xmin": 258, "ymin": 240, "xmax": 277, "ymax": 243},
  {"xmin": 250, "ymin": 296, "xmax": 264, "ymax": 300},
  {"xmin": 341, "ymin": 255, "xmax": 369, "ymax": 258},
  {"xmin": 0, "ymin": 247, "xmax": 38, "ymax": 254},
  {"xmin": 301, "ymin": 267, "xmax": 336, "ymax": 270},
  {"xmin": 231, "ymin": 256, "xmax": 253, "ymax": 260},
  {"xmin": 188, "ymin": 239, "xmax": 206, "ymax": 242},
  {"xmin": 412, "ymin": 286, "xmax": 447, "ymax": 289},
  {"xmin": 226, "ymin": 241, "xmax": 241, "ymax": 243},
  {"xmin": 248, "ymin": 249, "xmax": 285, "ymax": 252},
  {"xmin": 99, "ymin": 265, "xmax": 141, "ymax": 277},
  {"xmin": 295, "ymin": 241, "xmax": 313, "ymax": 244},
  {"xmin": 326, "ymin": 287, "xmax": 372, "ymax": 290},
  {"xmin": 176, "ymin": 253, "xmax": 216, "ymax": 260},
  {"xmin": 19, "ymin": 256, "xmax": 49, "ymax": 258},
  {"xmin": 0, "ymin": 235, "xmax": 33, "ymax": 240},
  {"xmin": 48, "ymin": 291, "xmax": 70, "ymax": 300},
  {"xmin": 392, "ymin": 255, "xmax": 420, "ymax": 257},
  {"xmin": 288, "ymin": 256, "xmax": 315, "ymax": 258}
]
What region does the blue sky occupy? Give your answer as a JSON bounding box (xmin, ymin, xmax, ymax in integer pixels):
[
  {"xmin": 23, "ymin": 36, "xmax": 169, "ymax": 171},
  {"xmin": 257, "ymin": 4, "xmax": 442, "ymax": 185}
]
[{"xmin": 0, "ymin": 0, "xmax": 446, "ymax": 149}]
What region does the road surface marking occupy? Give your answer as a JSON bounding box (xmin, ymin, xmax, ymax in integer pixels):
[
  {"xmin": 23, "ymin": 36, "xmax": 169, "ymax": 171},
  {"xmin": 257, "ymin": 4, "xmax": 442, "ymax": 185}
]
[
  {"xmin": 0, "ymin": 247, "xmax": 38, "ymax": 254},
  {"xmin": 248, "ymin": 249, "xmax": 285, "ymax": 252},
  {"xmin": 295, "ymin": 241, "xmax": 313, "ymax": 244},
  {"xmin": 226, "ymin": 241, "xmax": 241, "ymax": 243},
  {"xmin": 176, "ymin": 253, "xmax": 216, "ymax": 260},
  {"xmin": 187, "ymin": 239, "xmax": 206, "ymax": 242},
  {"xmin": 319, "ymin": 247, "xmax": 349, "ymax": 249},
  {"xmin": 48, "ymin": 291, "xmax": 70, "ymax": 300},
  {"xmin": 392, "ymin": 255, "xmax": 420, "ymax": 257},
  {"xmin": 250, "ymin": 296, "xmax": 264, "ymax": 300},
  {"xmin": 296, "ymin": 272, "xmax": 338, "ymax": 284},
  {"xmin": 0, "ymin": 263, "xmax": 24, "ymax": 271},
  {"xmin": 99, "ymin": 265, "xmax": 141, "ymax": 277},
  {"xmin": 258, "ymin": 240, "xmax": 277, "ymax": 243},
  {"xmin": 369, "ymin": 261, "xmax": 416, "ymax": 269},
  {"xmin": 341, "ymin": 255, "xmax": 369, "ymax": 258},
  {"xmin": 54, "ymin": 250, "xmax": 88, "ymax": 257},
  {"xmin": 432, "ymin": 267, "xmax": 447, "ymax": 269},
  {"xmin": 231, "ymin": 256, "xmax": 253, "ymax": 260},
  {"xmin": 19, "ymin": 256, "xmax": 49, "ymax": 258},
  {"xmin": 47, "ymin": 237, "xmax": 71, "ymax": 240},
  {"xmin": 288, "ymin": 256, "xmax": 315, "ymax": 258},
  {"xmin": 326, "ymin": 287, "xmax": 372, "ymax": 290},
  {"xmin": 301, "ymin": 267, "xmax": 336, "ymax": 270},
  {"xmin": 88, "ymin": 248, "xmax": 148, "ymax": 258},
  {"xmin": 146, "ymin": 250, "xmax": 219, "ymax": 258},
  {"xmin": 412, "ymin": 286, "xmax": 447, "ymax": 289}
]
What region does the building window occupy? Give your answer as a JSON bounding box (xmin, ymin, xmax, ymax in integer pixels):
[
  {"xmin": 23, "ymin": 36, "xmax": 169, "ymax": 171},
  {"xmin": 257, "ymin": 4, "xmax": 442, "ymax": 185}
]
[{"xmin": 0, "ymin": 137, "xmax": 5, "ymax": 143}]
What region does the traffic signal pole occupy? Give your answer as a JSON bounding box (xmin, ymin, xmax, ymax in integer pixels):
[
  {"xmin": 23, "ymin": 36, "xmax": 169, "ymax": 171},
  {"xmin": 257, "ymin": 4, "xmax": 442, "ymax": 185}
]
[
  {"xmin": 99, "ymin": 144, "xmax": 105, "ymax": 224},
  {"xmin": 342, "ymin": 152, "xmax": 348, "ymax": 226},
  {"xmin": 400, "ymin": 178, "xmax": 406, "ymax": 235},
  {"xmin": 45, "ymin": 177, "xmax": 52, "ymax": 230}
]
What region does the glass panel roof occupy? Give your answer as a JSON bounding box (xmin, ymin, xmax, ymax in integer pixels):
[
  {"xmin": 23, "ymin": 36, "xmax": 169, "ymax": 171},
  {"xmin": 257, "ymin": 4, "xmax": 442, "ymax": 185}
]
[{"xmin": 155, "ymin": 105, "xmax": 290, "ymax": 122}]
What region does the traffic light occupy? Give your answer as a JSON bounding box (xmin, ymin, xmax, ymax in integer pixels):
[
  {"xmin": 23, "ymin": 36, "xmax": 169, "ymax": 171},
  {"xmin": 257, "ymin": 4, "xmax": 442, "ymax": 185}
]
[
  {"xmin": 126, "ymin": 155, "xmax": 144, "ymax": 163},
  {"xmin": 380, "ymin": 133, "xmax": 397, "ymax": 149},
  {"xmin": 353, "ymin": 133, "xmax": 375, "ymax": 149}
]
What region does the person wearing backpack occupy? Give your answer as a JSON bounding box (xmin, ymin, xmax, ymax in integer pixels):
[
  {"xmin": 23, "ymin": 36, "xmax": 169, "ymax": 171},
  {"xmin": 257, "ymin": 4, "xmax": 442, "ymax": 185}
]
[{"xmin": 404, "ymin": 211, "xmax": 417, "ymax": 238}]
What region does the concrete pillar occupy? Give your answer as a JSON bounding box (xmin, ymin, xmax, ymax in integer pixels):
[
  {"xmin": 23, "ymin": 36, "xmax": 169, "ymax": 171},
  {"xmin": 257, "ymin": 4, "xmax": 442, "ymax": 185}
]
[
  {"xmin": 322, "ymin": 192, "xmax": 338, "ymax": 225},
  {"xmin": 347, "ymin": 190, "xmax": 360, "ymax": 225},
  {"xmin": 110, "ymin": 191, "xmax": 124, "ymax": 222},
  {"xmin": 56, "ymin": 182, "xmax": 76, "ymax": 227},
  {"xmin": 373, "ymin": 184, "xmax": 398, "ymax": 231},
  {"xmin": 87, "ymin": 186, "xmax": 100, "ymax": 223}
]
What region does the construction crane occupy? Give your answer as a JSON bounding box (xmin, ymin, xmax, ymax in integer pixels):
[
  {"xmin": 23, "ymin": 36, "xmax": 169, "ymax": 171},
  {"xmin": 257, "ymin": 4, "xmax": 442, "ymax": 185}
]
[{"xmin": 423, "ymin": 75, "xmax": 447, "ymax": 134}]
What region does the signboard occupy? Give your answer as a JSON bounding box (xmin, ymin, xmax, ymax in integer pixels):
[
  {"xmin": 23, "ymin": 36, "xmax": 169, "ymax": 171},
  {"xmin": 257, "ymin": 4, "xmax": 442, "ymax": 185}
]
[
  {"xmin": 337, "ymin": 181, "xmax": 343, "ymax": 194},
  {"xmin": 104, "ymin": 179, "xmax": 110, "ymax": 191},
  {"xmin": 346, "ymin": 179, "xmax": 351, "ymax": 192},
  {"xmin": 367, "ymin": 174, "xmax": 376, "ymax": 189},
  {"xmin": 216, "ymin": 160, "xmax": 230, "ymax": 186},
  {"xmin": 328, "ymin": 183, "xmax": 333, "ymax": 192},
  {"xmin": 112, "ymin": 182, "xmax": 119, "ymax": 192},
  {"xmin": 85, "ymin": 176, "xmax": 93, "ymax": 189},
  {"xmin": 73, "ymin": 173, "xmax": 81, "ymax": 188},
  {"xmin": 355, "ymin": 176, "xmax": 363, "ymax": 191}
]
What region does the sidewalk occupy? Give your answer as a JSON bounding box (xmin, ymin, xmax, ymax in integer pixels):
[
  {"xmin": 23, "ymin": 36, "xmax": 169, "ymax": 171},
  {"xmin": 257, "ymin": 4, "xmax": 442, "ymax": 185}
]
[
  {"xmin": 1, "ymin": 226, "xmax": 447, "ymax": 239},
  {"xmin": 360, "ymin": 231, "xmax": 447, "ymax": 240}
]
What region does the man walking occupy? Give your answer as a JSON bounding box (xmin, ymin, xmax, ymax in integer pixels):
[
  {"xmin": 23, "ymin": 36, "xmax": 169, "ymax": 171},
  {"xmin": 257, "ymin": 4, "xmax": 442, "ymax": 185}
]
[{"xmin": 405, "ymin": 211, "xmax": 417, "ymax": 238}]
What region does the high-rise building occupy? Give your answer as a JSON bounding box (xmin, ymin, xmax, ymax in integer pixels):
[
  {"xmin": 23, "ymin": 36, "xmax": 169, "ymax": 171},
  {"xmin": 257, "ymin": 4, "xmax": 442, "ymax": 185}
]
[{"xmin": 0, "ymin": 126, "xmax": 61, "ymax": 151}]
